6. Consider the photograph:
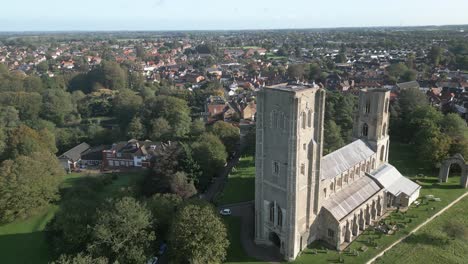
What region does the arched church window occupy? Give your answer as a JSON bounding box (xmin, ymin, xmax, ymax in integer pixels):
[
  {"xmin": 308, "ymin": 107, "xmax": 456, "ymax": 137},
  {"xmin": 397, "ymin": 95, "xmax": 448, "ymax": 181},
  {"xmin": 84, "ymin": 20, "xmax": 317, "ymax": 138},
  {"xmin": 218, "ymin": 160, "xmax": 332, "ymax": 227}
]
[
  {"xmin": 307, "ymin": 110, "xmax": 312, "ymax": 127},
  {"xmin": 380, "ymin": 146, "xmax": 385, "ymax": 161},
  {"xmin": 269, "ymin": 202, "xmax": 275, "ymax": 223},
  {"xmin": 362, "ymin": 123, "xmax": 369, "ymax": 137},
  {"xmin": 385, "ymin": 98, "xmax": 389, "ymax": 113},
  {"xmin": 323, "ymin": 188, "xmax": 327, "ymax": 198},
  {"xmin": 273, "ymin": 161, "xmax": 280, "ymax": 175},
  {"xmin": 302, "ymin": 112, "xmax": 306, "ymax": 129},
  {"xmin": 382, "ymin": 123, "xmax": 387, "ymax": 137},
  {"xmin": 330, "ymin": 182, "xmax": 334, "ymax": 191},
  {"xmin": 300, "ymin": 163, "xmax": 305, "ymax": 175},
  {"xmin": 277, "ymin": 205, "xmax": 283, "ymax": 227},
  {"xmin": 365, "ymin": 99, "xmax": 371, "ymax": 114}
]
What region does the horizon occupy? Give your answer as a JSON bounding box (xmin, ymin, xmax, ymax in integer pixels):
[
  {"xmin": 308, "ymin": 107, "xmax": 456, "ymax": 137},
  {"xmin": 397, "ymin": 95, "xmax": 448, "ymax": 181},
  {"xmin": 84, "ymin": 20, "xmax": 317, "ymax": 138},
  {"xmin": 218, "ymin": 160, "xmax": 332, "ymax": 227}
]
[{"xmin": 2, "ymin": 0, "xmax": 468, "ymax": 31}]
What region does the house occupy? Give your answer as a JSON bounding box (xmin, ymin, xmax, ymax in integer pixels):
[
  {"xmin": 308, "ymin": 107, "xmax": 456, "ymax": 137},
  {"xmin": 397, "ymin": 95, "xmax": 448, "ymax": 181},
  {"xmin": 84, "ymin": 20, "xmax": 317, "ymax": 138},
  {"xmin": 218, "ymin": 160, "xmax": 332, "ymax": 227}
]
[
  {"xmin": 58, "ymin": 143, "xmax": 91, "ymax": 172},
  {"xmin": 80, "ymin": 145, "xmax": 108, "ymax": 167},
  {"xmin": 102, "ymin": 140, "xmax": 154, "ymax": 168},
  {"xmin": 205, "ymin": 96, "xmax": 227, "ymax": 123}
]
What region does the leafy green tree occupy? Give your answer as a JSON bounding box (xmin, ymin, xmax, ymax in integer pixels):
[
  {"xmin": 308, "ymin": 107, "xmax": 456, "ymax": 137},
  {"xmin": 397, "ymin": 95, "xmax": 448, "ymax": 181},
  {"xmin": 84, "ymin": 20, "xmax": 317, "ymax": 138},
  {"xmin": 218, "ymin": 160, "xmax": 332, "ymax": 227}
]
[
  {"xmin": 89, "ymin": 61, "xmax": 127, "ymax": 90},
  {"xmin": 127, "ymin": 117, "xmax": 145, "ymax": 140},
  {"xmin": 5, "ymin": 125, "xmax": 57, "ymax": 159},
  {"xmin": 416, "ymin": 127, "xmax": 451, "ymax": 164},
  {"xmin": 210, "ymin": 121, "xmax": 240, "ymax": 154},
  {"xmin": 0, "ymin": 106, "xmax": 20, "ymax": 128},
  {"xmin": 41, "ymin": 89, "xmax": 75, "ymax": 125},
  {"xmin": 287, "ymin": 64, "xmax": 306, "ymax": 80},
  {"xmin": 149, "ymin": 117, "xmax": 171, "ymax": 141},
  {"xmin": 0, "ymin": 91, "xmax": 42, "ymax": 120},
  {"xmin": 147, "ymin": 193, "xmax": 182, "ymax": 239},
  {"xmin": 52, "ymin": 253, "xmax": 107, "ymax": 264},
  {"xmin": 428, "ymin": 45, "xmax": 443, "ymax": 66},
  {"xmin": 398, "ymin": 88, "xmax": 428, "ymax": 116},
  {"xmin": 144, "ymin": 95, "xmax": 191, "ymax": 138},
  {"xmin": 0, "ymin": 152, "xmax": 63, "ymax": 222},
  {"xmin": 36, "ymin": 61, "xmax": 49, "ymax": 73},
  {"xmin": 324, "ymin": 120, "xmax": 345, "ymax": 155},
  {"xmin": 169, "ymin": 202, "xmax": 229, "ymax": 264},
  {"xmin": 308, "ymin": 63, "xmax": 322, "ymax": 81},
  {"xmin": 88, "ymin": 197, "xmax": 155, "ymax": 264},
  {"xmin": 169, "ymin": 171, "xmax": 197, "ymax": 199},
  {"xmin": 400, "ymin": 69, "xmax": 417, "ymax": 82},
  {"xmin": 23, "ymin": 76, "xmax": 44, "ymax": 92},
  {"xmin": 113, "ymin": 88, "xmax": 143, "ymax": 128},
  {"xmin": 189, "ymin": 119, "xmax": 206, "ymax": 139},
  {"xmin": 191, "ymin": 133, "xmax": 227, "ymax": 189}
]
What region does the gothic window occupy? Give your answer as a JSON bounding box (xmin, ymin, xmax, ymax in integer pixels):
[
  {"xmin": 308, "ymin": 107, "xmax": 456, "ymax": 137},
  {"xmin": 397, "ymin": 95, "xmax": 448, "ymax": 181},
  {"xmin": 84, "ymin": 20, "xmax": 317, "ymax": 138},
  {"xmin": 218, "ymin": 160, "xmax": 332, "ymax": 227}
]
[
  {"xmin": 303, "ymin": 143, "xmax": 306, "ymax": 150},
  {"xmin": 302, "ymin": 112, "xmax": 306, "ymax": 129},
  {"xmin": 382, "ymin": 123, "xmax": 387, "ymax": 137},
  {"xmin": 330, "ymin": 182, "xmax": 334, "ymax": 191},
  {"xmin": 269, "ymin": 202, "xmax": 275, "ymax": 223},
  {"xmin": 300, "ymin": 163, "xmax": 305, "ymax": 175},
  {"xmin": 338, "ymin": 177, "xmax": 342, "ymax": 187},
  {"xmin": 365, "ymin": 99, "xmax": 371, "ymax": 114},
  {"xmin": 344, "ymin": 174, "xmax": 349, "ymax": 183},
  {"xmin": 307, "ymin": 110, "xmax": 312, "ymax": 127},
  {"xmin": 362, "ymin": 123, "xmax": 369, "ymax": 137},
  {"xmin": 323, "ymin": 188, "xmax": 327, "ymax": 198},
  {"xmin": 328, "ymin": 229, "xmax": 335, "ymax": 238},
  {"xmin": 380, "ymin": 146, "xmax": 385, "ymax": 161},
  {"xmin": 372, "ymin": 158, "xmax": 376, "ymax": 169},
  {"xmin": 385, "ymin": 98, "xmax": 389, "ymax": 113},
  {"xmin": 273, "ymin": 161, "xmax": 280, "ymax": 176},
  {"xmin": 277, "ymin": 205, "xmax": 283, "ymax": 227}
]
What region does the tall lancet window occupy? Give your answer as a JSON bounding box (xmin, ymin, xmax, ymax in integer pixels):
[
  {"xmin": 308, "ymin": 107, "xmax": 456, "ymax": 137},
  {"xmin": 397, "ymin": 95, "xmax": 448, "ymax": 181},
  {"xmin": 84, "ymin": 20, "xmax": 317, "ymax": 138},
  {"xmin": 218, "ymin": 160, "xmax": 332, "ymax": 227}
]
[
  {"xmin": 382, "ymin": 123, "xmax": 387, "ymax": 136},
  {"xmin": 365, "ymin": 99, "xmax": 371, "ymax": 114},
  {"xmin": 362, "ymin": 123, "xmax": 369, "ymax": 137}
]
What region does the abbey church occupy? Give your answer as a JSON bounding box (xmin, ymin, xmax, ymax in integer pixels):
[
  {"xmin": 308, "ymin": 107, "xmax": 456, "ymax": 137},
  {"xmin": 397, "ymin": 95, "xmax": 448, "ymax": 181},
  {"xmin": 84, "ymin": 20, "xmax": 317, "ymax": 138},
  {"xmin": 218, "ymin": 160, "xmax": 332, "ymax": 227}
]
[{"xmin": 254, "ymin": 84, "xmax": 421, "ymax": 261}]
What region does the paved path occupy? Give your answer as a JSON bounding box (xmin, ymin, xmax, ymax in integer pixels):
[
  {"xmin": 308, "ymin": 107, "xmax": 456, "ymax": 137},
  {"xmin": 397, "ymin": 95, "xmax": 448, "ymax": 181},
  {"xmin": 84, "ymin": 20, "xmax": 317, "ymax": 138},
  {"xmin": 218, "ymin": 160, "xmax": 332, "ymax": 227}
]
[
  {"xmin": 201, "ymin": 152, "xmax": 240, "ymax": 202},
  {"xmin": 222, "ymin": 201, "xmax": 283, "ymax": 263},
  {"xmin": 366, "ymin": 191, "xmax": 468, "ymax": 264}
]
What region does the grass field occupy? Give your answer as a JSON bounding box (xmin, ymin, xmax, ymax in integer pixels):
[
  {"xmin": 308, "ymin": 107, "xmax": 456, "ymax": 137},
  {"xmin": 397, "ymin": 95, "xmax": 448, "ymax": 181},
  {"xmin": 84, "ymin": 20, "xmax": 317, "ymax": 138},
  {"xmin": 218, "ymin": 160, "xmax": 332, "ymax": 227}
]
[
  {"xmin": 223, "ymin": 142, "xmax": 468, "ymax": 264},
  {"xmin": 0, "ymin": 170, "xmax": 146, "ymax": 264},
  {"xmin": 375, "ymin": 195, "xmax": 468, "ymax": 264},
  {"xmin": 216, "ymin": 155, "xmax": 255, "ymax": 205}
]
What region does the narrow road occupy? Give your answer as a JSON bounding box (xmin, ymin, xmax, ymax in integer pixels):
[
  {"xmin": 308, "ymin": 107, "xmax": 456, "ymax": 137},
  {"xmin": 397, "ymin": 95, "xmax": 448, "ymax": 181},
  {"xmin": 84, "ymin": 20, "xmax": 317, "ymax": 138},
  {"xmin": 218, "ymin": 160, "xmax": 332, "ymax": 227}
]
[
  {"xmin": 201, "ymin": 151, "xmax": 241, "ymax": 202},
  {"xmin": 367, "ymin": 191, "xmax": 468, "ymax": 264}
]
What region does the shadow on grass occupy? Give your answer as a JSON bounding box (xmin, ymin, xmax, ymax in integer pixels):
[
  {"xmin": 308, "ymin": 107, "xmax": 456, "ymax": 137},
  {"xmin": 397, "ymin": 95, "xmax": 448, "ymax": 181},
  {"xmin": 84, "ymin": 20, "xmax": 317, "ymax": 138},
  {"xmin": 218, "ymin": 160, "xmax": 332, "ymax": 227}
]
[
  {"xmin": 0, "ymin": 232, "xmax": 51, "ymax": 264},
  {"xmin": 402, "ymin": 233, "xmax": 449, "ymax": 247}
]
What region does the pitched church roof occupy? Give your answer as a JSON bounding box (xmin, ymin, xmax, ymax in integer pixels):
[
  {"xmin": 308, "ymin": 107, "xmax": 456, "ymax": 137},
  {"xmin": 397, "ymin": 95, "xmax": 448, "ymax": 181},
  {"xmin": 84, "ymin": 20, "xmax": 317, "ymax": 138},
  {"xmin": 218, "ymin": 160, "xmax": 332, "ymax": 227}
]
[
  {"xmin": 321, "ymin": 140, "xmax": 375, "ymax": 180},
  {"xmin": 322, "ymin": 175, "xmax": 382, "ymax": 221},
  {"xmin": 369, "ymin": 163, "xmax": 421, "ymax": 197}
]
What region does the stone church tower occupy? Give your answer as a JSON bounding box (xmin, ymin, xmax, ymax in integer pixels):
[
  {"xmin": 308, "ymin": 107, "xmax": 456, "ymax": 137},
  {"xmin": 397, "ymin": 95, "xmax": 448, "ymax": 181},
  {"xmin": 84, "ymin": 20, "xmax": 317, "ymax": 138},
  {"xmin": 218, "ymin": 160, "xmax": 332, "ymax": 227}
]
[
  {"xmin": 352, "ymin": 88, "xmax": 391, "ymax": 167},
  {"xmin": 254, "ymin": 84, "xmax": 325, "ymax": 260}
]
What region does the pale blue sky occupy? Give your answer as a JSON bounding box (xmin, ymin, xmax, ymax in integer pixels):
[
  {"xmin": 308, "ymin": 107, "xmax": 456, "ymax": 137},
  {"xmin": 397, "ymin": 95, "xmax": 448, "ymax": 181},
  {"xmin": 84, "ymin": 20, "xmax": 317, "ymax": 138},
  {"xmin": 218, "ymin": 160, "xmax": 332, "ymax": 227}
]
[{"xmin": 1, "ymin": 0, "xmax": 468, "ymax": 31}]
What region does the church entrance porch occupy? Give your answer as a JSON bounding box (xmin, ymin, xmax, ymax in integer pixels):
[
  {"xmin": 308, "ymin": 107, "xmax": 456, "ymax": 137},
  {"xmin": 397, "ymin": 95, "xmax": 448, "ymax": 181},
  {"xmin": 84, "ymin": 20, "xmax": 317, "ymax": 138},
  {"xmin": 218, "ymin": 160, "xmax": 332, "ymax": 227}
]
[{"xmin": 269, "ymin": 232, "xmax": 281, "ymax": 248}]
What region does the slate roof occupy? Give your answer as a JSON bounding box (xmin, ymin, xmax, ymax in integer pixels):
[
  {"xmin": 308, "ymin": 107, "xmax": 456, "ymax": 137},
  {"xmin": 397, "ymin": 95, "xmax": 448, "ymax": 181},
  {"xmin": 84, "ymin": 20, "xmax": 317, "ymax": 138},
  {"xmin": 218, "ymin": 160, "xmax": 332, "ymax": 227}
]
[
  {"xmin": 322, "ymin": 176, "xmax": 382, "ymax": 221},
  {"xmin": 370, "ymin": 163, "xmax": 421, "ymax": 197},
  {"xmin": 59, "ymin": 142, "xmax": 90, "ymax": 161},
  {"xmin": 321, "ymin": 140, "xmax": 375, "ymax": 180}
]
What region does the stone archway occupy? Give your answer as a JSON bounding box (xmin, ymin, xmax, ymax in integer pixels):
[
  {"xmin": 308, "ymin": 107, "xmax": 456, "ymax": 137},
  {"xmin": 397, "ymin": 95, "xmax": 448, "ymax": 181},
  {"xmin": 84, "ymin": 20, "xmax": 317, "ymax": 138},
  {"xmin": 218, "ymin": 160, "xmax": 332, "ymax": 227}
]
[{"xmin": 439, "ymin": 154, "xmax": 468, "ymax": 188}]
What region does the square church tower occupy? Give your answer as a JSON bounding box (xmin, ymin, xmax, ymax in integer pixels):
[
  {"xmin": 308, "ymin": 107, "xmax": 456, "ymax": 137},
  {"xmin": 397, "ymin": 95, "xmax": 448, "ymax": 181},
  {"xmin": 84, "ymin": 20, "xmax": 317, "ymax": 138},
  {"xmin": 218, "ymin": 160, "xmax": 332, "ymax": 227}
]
[{"xmin": 254, "ymin": 84, "xmax": 325, "ymax": 260}]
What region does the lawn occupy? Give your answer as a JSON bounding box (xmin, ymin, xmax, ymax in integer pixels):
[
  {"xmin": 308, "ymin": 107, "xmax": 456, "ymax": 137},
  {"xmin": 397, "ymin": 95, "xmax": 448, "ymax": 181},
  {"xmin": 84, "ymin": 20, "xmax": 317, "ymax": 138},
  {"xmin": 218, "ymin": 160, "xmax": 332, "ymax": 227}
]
[
  {"xmin": 223, "ymin": 142, "xmax": 468, "ymax": 264},
  {"xmin": 216, "ymin": 155, "xmax": 255, "ymax": 205},
  {"xmin": 375, "ymin": 195, "xmax": 468, "ymax": 264},
  {"xmin": 0, "ymin": 170, "xmax": 147, "ymax": 264}
]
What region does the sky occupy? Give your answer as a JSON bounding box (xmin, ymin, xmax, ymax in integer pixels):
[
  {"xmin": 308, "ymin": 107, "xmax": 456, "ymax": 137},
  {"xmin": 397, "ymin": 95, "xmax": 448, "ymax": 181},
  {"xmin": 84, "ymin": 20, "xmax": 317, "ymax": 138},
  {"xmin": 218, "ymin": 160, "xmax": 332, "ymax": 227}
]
[{"xmin": 1, "ymin": 0, "xmax": 468, "ymax": 31}]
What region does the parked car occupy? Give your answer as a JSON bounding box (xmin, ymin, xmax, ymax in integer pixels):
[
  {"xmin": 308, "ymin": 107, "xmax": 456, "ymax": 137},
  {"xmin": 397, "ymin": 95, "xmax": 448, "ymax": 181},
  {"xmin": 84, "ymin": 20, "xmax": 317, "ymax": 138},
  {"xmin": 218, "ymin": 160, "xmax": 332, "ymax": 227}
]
[
  {"xmin": 219, "ymin": 208, "xmax": 231, "ymax": 216},
  {"xmin": 147, "ymin": 256, "xmax": 158, "ymax": 264}
]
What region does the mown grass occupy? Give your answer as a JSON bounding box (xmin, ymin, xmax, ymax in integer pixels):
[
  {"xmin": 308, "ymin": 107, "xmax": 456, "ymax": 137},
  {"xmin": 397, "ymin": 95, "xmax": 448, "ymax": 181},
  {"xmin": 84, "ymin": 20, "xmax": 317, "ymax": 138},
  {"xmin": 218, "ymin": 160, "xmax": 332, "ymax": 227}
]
[
  {"xmin": 223, "ymin": 142, "xmax": 467, "ymax": 264},
  {"xmin": 0, "ymin": 170, "xmax": 146, "ymax": 264},
  {"xmin": 376, "ymin": 195, "xmax": 468, "ymax": 264},
  {"xmin": 216, "ymin": 156, "xmax": 255, "ymax": 205}
]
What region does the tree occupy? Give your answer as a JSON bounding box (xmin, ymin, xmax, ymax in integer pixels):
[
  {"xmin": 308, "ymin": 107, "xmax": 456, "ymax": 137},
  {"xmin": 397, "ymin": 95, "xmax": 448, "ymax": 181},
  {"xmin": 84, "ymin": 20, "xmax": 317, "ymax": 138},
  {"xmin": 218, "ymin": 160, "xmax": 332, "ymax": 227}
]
[
  {"xmin": 398, "ymin": 88, "xmax": 428, "ymax": 115},
  {"xmin": 144, "ymin": 95, "xmax": 191, "ymax": 138},
  {"xmin": 400, "ymin": 69, "xmax": 417, "ymax": 82},
  {"xmin": 88, "ymin": 61, "xmax": 127, "ymax": 90},
  {"xmin": 210, "ymin": 121, "xmax": 240, "ymax": 154},
  {"xmin": 4, "ymin": 125, "xmax": 57, "ymax": 159},
  {"xmin": 170, "ymin": 202, "xmax": 229, "ymax": 264},
  {"xmin": 287, "ymin": 64, "xmax": 306, "ymax": 80},
  {"xmin": 428, "ymin": 45, "xmax": 443, "ymax": 66},
  {"xmin": 52, "ymin": 253, "xmax": 107, "ymax": 264},
  {"xmin": 41, "ymin": 89, "xmax": 75, "ymax": 125},
  {"xmin": 0, "ymin": 152, "xmax": 63, "ymax": 222},
  {"xmin": 149, "ymin": 117, "xmax": 171, "ymax": 141},
  {"xmin": 36, "ymin": 61, "xmax": 49, "ymax": 73},
  {"xmin": 191, "ymin": 133, "xmax": 227, "ymax": 190},
  {"xmin": 113, "ymin": 89, "xmax": 143, "ymax": 128},
  {"xmin": 0, "ymin": 91, "xmax": 42, "ymax": 120},
  {"xmin": 147, "ymin": 193, "xmax": 182, "ymax": 239},
  {"xmin": 308, "ymin": 63, "xmax": 322, "ymax": 82},
  {"xmin": 324, "ymin": 120, "xmax": 345, "ymax": 155},
  {"xmin": 189, "ymin": 119, "xmax": 206, "ymax": 139},
  {"xmin": 127, "ymin": 117, "xmax": 145, "ymax": 140},
  {"xmin": 416, "ymin": 126, "xmax": 451, "ymax": 164},
  {"xmin": 169, "ymin": 171, "xmax": 197, "ymax": 199},
  {"xmin": 88, "ymin": 197, "xmax": 155, "ymax": 264},
  {"xmin": 0, "ymin": 106, "xmax": 20, "ymax": 128}
]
